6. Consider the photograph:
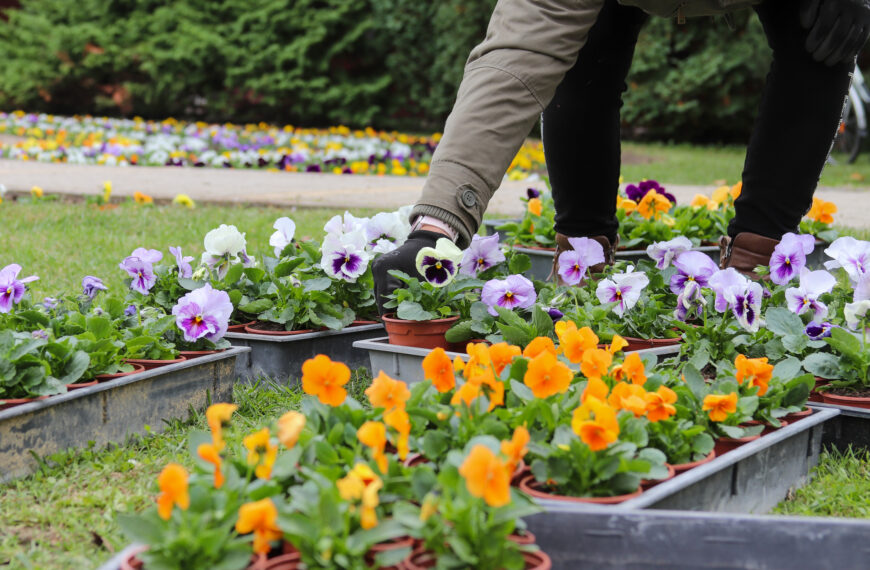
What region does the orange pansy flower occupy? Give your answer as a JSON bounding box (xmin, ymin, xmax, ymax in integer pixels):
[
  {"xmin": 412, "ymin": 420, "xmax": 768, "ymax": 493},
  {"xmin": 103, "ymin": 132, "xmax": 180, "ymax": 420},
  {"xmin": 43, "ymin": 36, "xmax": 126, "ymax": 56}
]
[
  {"xmin": 384, "ymin": 407, "xmax": 411, "ymax": 460},
  {"xmin": 489, "ymin": 342, "xmax": 521, "ymax": 375},
  {"xmin": 580, "ymin": 348, "xmax": 613, "ymax": 381},
  {"xmin": 523, "ymin": 351, "xmax": 574, "ymax": 399},
  {"xmin": 205, "ymin": 403, "xmax": 237, "ymax": 451},
  {"xmin": 357, "ymin": 421, "xmax": 388, "ymax": 473},
  {"xmin": 606, "ymin": 335, "xmax": 629, "ymax": 354},
  {"xmin": 197, "ymin": 442, "xmax": 225, "ymax": 489},
  {"xmin": 637, "ymin": 190, "xmax": 671, "ymax": 220},
  {"xmin": 645, "ymin": 386, "xmax": 678, "ymax": 422},
  {"xmin": 459, "ymin": 444, "xmax": 511, "ymax": 507},
  {"xmin": 607, "ymin": 382, "xmax": 648, "ymax": 417},
  {"xmin": 527, "ymin": 198, "xmax": 543, "ymax": 216},
  {"xmin": 337, "ymin": 464, "xmax": 383, "ymax": 530},
  {"xmin": 703, "ymin": 392, "xmax": 738, "ymax": 422},
  {"xmin": 244, "ymin": 428, "xmax": 278, "ymax": 480},
  {"xmin": 451, "ymin": 381, "xmax": 482, "ymax": 408},
  {"xmin": 571, "ymin": 397, "xmax": 620, "ymax": 451},
  {"xmin": 730, "ymin": 181, "xmax": 742, "ymax": 200},
  {"xmin": 735, "ymin": 354, "xmax": 773, "ymax": 396},
  {"xmin": 365, "ymin": 370, "xmax": 411, "ymax": 412},
  {"xmin": 236, "ymin": 498, "xmax": 282, "ymax": 554},
  {"xmin": 301, "ymin": 354, "xmax": 351, "ymax": 406},
  {"xmin": 611, "ymin": 352, "xmax": 647, "ymax": 385},
  {"xmin": 523, "ymin": 336, "xmax": 557, "ymax": 359},
  {"xmin": 277, "ymin": 411, "xmax": 306, "ymax": 449},
  {"xmin": 501, "ymin": 426, "xmax": 530, "ymax": 472},
  {"xmin": 556, "ymin": 322, "xmax": 598, "ymax": 364},
  {"xmin": 807, "ymin": 196, "xmax": 837, "ymax": 224},
  {"xmin": 582, "ymin": 375, "xmax": 610, "ymax": 403},
  {"xmin": 156, "ymin": 463, "xmax": 189, "ymax": 520},
  {"xmin": 422, "ymin": 347, "xmax": 456, "ymax": 392}
]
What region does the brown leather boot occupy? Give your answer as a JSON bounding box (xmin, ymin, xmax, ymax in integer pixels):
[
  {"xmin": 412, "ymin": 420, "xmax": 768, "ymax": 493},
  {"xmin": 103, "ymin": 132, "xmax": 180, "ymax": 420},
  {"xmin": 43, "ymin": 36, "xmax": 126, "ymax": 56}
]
[
  {"xmin": 549, "ymin": 233, "xmax": 617, "ymax": 283},
  {"xmin": 719, "ymin": 232, "xmax": 779, "ymax": 277}
]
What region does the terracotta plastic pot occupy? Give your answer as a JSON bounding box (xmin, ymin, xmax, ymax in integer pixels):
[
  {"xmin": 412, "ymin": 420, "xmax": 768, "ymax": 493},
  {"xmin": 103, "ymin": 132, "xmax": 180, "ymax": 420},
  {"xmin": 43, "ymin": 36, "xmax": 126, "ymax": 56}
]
[
  {"xmin": 365, "ymin": 536, "xmax": 415, "ymax": 570},
  {"xmin": 0, "ymin": 396, "xmax": 49, "ymax": 411},
  {"xmin": 808, "ymin": 376, "xmax": 830, "ymax": 403},
  {"xmin": 382, "ymin": 314, "xmax": 460, "ymax": 350},
  {"xmin": 745, "ymin": 419, "xmax": 789, "ymax": 436},
  {"xmin": 65, "ymin": 380, "xmax": 99, "ymax": 391},
  {"xmin": 782, "ymin": 407, "xmax": 813, "ymax": 423},
  {"xmin": 402, "ymin": 548, "xmax": 551, "ymax": 570},
  {"xmin": 508, "ymin": 529, "xmax": 536, "ymax": 545},
  {"xmin": 243, "ymin": 323, "xmax": 321, "ymax": 336},
  {"xmin": 227, "ymin": 320, "xmax": 257, "ymax": 332},
  {"xmin": 820, "ymin": 391, "xmax": 870, "ymax": 410},
  {"xmin": 640, "ymin": 463, "xmax": 676, "ymax": 490},
  {"xmin": 714, "ymin": 433, "xmax": 761, "ymax": 455},
  {"xmin": 95, "ymin": 363, "xmax": 145, "ymax": 382},
  {"xmin": 124, "ymin": 356, "xmax": 186, "ymax": 370},
  {"xmin": 671, "ymin": 450, "xmax": 717, "ymax": 474},
  {"xmin": 518, "ymin": 474, "xmax": 642, "ymax": 504},
  {"xmin": 620, "ymin": 336, "xmax": 682, "ymax": 352},
  {"xmin": 352, "ymin": 319, "xmax": 380, "ymax": 326},
  {"xmin": 178, "ymin": 349, "xmax": 227, "ymax": 359},
  {"xmin": 247, "ymin": 550, "xmax": 301, "ymax": 570}
]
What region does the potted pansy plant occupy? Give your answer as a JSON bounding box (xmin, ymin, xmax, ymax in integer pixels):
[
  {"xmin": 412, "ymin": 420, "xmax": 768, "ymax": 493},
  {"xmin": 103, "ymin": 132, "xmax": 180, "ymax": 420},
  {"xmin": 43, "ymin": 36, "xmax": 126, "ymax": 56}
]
[
  {"xmin": 381, "ymin": 238, "xmax": 482, "ymax": 349},
  {"xmin": 167, "ymin": 284, "xmax": 233, "ymax": 358}
]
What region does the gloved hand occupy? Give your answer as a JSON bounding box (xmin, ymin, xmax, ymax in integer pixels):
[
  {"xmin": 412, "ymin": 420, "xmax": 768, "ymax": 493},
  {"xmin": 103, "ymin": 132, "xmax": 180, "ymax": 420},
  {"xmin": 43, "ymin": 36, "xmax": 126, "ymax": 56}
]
[
  {"xmin": 800, "ymin": 0, "xmax": 870, "ymax": 66},
  {"xmin": 372, "ymin": 229, "xmax": 449, "ymax": 316}
]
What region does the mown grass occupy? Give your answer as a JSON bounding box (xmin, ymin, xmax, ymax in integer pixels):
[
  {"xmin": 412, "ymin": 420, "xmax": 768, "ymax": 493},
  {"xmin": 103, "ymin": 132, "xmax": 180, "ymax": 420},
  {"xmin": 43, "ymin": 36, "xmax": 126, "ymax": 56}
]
[
  {"xmin": 0, "ymin": 372, "xmax": 372, "ymax": 569},
  {"xmin": 0, "ymin": 200, "xmax": 379, "ymax": 298},
  {"xmin": 773, "ymin": 446, "xmax": 870, "ymax": 518},
  {"xmin": 619, "ymin": 142, "xmax": 870, "ymax": 189}
]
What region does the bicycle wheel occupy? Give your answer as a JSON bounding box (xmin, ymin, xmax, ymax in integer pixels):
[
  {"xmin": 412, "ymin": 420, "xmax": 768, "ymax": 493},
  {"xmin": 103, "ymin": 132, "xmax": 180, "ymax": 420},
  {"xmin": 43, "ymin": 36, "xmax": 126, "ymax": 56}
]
[{"xmin": 831, "ymin": 96, "xmax": 863, "ymax": 164}]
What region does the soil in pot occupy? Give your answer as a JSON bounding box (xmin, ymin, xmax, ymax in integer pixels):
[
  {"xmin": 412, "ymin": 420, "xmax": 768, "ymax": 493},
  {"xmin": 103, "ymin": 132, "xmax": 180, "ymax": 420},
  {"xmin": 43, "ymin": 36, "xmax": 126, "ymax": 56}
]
[
  {"xmin": 96, "ymin": 363, "xmax": 146, "ymax": 382},
  {"xmin": 820, "ymin": 388, "xmax": 870, "ymax": 410},
  {"xmin": 0, "ymin": 395, "xmax": 50, "ymax": 411},
  {"xmin": 382, "ymin": 314, "xmax": 459, "ymax": 350},
  {"xmin": 671, "ymin": 450, "xmax": 716, "ymax": 474},
  {"xmin": 124, "ymin": 356, "xmax": 186, "ymax": 370},
  {"xmin": 518, "ymin": 474, "xmax": 642, "ymax": 504},
  {"xmin": 227, "ymin": 320, "xmax": 257, "ymax": 333},
  {"xmin": 808, "ymin": 377, "xmax": 830, "ymax": 403},
  {"xmin": 178, "ymin": 349, "xmax": 228, "ymax": 359}
]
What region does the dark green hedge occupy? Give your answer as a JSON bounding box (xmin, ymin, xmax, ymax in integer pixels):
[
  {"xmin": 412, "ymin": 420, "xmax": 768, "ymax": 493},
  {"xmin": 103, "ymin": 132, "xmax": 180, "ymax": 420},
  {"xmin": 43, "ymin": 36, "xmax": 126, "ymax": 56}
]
[{"xmin": 0, "ymin": 0, "xmax": 800, "ymax": 141}]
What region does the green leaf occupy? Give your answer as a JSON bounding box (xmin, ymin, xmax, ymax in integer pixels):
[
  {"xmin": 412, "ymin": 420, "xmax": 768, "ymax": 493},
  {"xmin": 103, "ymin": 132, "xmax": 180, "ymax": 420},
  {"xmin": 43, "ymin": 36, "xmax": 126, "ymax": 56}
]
[
  {"xmin": 238, "ymin": 299, "xmax": 273, "ymax": 314},
  {"xmin": 222, "ymin": 262, "xmax": 244, "ymax": 285},
  {"xmin": 497, "ymin": 324, "xmax": 531, "ymax": 347},
  {"xmin": 58, "ymin": 350, "xmax": 90, "ymax": 384},
  {"xmin": 802, "ymin": 353, "xmax": 841, "ymax": 379},
  {"xmin": 243, "ymin": 267, "xmax": 266, "ymax": 283},
  {"xmin": 396, "ymin": 302, "xmax": 437, "ymax": 321},
  {"xmin": 178, "ymin": 277, "xmax": 205, "ymax": 291},
  {"xmin": 765, "ymin": 308, "xmax": 806, "ymax": 337},
  {"xmin": 444, "ymin": 320, "xmax": 474, "ymax": 343},
  {"xmin": 509, "ymin": 253, "xmax": 532, "ymax": 275},
  {"xmin": 532, "ymin": 305, "xmax": 554, "ymax": 336},
  {"xmin": 827, "ymin": 327, "xmax": 865, "ymax": 363},
  {"xmin": 682, "ymin": 364, "xmax": 707, "ymax": 401},
  {"xmin": 117, "ymin": 513, "xmax": 164, "ymax": 545},
  {"xmin": 509, "ymin": 379, "xmax": 535, "ymax": 402}
]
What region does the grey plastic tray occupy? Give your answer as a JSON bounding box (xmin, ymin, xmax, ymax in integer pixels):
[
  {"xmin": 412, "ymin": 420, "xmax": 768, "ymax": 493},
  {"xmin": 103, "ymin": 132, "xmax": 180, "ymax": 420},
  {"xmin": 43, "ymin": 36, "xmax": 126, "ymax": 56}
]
[
  {"xmin": 815, "ymin": 401, "xmax": 870, "ymax": 451},
  {"xmin": 226, "ymin": 324, "xmax": 384, "ymax": 382},
  {"xmin": 354, "ymin": 336, "xmax": 680, "ymax": 385},
  {"xmin": 0, "ymin": 346, "xmax": 249, "ymax": 483}
]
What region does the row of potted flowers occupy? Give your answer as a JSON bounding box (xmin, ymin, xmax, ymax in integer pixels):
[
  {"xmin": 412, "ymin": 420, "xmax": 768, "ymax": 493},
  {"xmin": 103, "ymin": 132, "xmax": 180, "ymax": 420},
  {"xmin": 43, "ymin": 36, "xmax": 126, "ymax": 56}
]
[
  {"xmin": 495, "ymin": 180, "xmax": 837, "ymax": 252},
  {"xmin": 118, "ymin": 316, "xmax": 816, "ymax": 570}
]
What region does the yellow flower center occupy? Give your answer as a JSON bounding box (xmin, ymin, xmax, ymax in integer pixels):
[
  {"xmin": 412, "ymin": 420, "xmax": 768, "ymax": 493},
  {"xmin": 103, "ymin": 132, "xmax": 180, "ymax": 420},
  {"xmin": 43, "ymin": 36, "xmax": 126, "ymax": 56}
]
[
  {"xmin": 478, "ymin": 258, "xmax": 485, "ymax": 266},
  {"xmin": 345, "ymin": 255, "xmax": 350, "ymax": 262},
  {"xmin": 615, "ymin": 290, "xmax": 622, "ymax": 299},
  {"xmin": 505, "ymin": 292, "xmax": 513, "ymax": 299},
  {"xmin": 5, "ymin": 287, "xmax": 11, "ymax": 295},
  {"xmin": 435, "ymin": 262, "xmax": 442, "ymax": 269},
  {"xmin": 195, "ymin": 316, "xmax": 203, "ymax": 324},
  {"xmin": 785, "ymin": 258, "xmax": 791, "ymax": 266}
]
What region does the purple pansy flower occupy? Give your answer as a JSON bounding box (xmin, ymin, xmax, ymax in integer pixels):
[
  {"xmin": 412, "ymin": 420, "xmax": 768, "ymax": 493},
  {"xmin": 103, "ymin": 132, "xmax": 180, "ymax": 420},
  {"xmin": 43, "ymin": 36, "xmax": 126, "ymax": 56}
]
[
  {"xmin": 674, "ymin": 280, "xmax": 706, "ymax": 322},
  {"xmin": 805, "ymin": 321, "xmax": 835, "ymax": 340},
  {"xmin": 125, "ymin": 305, "xmax": 138, "ymax": 317},
  {"xmin": 557, "ymin": 237, "xmax": 605, "ymax": 285},
  {"xmin": 171, "ymin": 284, "xmax": 233, "ymax": 342},
  {"xmin": 625, "ymin": 180, "xmax": 676, "ymax": 204},
  {"xmin": 31, "ymin": 329, "xmax": 48, "ymax": 340},
  {"xmin": 546, "ymin": 307, "xmax": 564, "ymax": 321},
  {"xmin": 670, "ymin": 251, "xmax": 718, "ymax": 295},
  {"xmin": 129, "ymin": 247, "xmax": 163, "ymax": 265},
  {"xmin": 365, "ymin": 212, "xmax": 409, "ymax": 253},
  {"xmin": 169, "ymin": 246, "xmax": 195, "ymax": 279},
  {"xmin": 42, "ymin": 297, "xmax": 58, "ymax": 310},
  {"xmin": 725, "ymin": 281, "xmax": 763, "ymax": 332},
  {"xmin": 321, "ymin": 231, "xmax": 370, "ymax": 282},
  {"xmin": 460, "ymin": 234, "xmax": 505, "ymax": 276},
  {"xmin": 769, "ymin": 233, "xmax": 815, "ymax": 285},
  {"xmin": 415, "ymin": 238, "xmax": 463, "ymax": 287},
  {"xmin": 824, "ymin": 236, "xmax": 870, "ymax": 284},
  {"xmin": 647, "ymin": 236, "xmax": 693, "ymax": 270},
  {"xmin": 0, "ymin": 264, "xmax": 39, "ymax": 313},
  {"xmin": 481, "ymin": 274, "xmax": 537, "ymax": 316},
  {"xmin": 785, "ymin": 268, "xmax": 836, "ymax": 320},
  {"xmin": 595, "ymin": 268, "xmax": 649, "ymax": 317},
  {"xmin": 82, "ymin": 276, "xmax": 107, "ymax": 299},
  {"xmin": 708, "ymin": 268, "xmax": 748, "ymax": 313},
  {"xmin": 526, "ymin": 187, "xmax": 541, "ymax": 199},
  {"xmin": 119, "ymin": 256, "xmax": 157, "ymax": 295}
]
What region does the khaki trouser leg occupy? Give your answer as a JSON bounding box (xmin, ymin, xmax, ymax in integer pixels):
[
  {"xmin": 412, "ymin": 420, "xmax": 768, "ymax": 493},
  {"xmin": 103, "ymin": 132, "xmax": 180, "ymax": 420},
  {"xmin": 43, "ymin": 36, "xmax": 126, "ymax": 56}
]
[{"xmin": 410, "ymin": 0, "xmax": 606, "ymax": 248}]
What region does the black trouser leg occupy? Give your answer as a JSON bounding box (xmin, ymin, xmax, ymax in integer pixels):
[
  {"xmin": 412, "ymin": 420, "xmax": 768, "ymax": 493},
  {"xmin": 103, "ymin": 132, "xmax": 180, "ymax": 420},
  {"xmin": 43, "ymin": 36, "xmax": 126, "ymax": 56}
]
[
  {"xmin": 729, "ymin": 0, "xmax": 854, "ymax": 239},
  {"xmin": 542, "ymin": 0, "xmax": 648, "ymax": 243}
]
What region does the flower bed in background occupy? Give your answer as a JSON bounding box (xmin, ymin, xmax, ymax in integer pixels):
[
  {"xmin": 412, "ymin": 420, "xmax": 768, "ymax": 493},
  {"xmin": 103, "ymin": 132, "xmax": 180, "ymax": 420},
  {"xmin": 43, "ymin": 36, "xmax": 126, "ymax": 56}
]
[{"xmin": 0, "ymin": 111, "xmax": 545, "ymax": 181}]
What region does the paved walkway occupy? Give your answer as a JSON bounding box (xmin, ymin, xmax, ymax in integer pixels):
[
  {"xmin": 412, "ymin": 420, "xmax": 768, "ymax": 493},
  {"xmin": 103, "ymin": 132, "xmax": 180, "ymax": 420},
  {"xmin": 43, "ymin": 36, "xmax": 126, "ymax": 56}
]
[{"xmin": 1, "ymin": 159, "xmax": 869, "ymax": 228}]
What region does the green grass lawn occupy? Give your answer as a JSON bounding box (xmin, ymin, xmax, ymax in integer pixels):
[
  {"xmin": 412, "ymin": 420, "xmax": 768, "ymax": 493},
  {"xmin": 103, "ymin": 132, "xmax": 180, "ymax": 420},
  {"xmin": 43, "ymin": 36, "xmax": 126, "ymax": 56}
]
[
  {"xmin": 619, "ymin": 142, "xmax": 870, "ymax": 188},
  {"xmin": 773, "ymin": 447, "xmax": 870, "ymax": 518}
]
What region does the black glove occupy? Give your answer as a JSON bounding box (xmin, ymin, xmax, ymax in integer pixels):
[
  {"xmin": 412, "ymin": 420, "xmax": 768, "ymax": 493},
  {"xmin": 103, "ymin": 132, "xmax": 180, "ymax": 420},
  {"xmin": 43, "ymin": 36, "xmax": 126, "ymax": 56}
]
[
  {"xmin": 800, "ymin": 0, "xmax": 870, "ymax": 66},
  {"xmin": 372, "ymin": 230, "xmax": 448, "ymax": 316}
]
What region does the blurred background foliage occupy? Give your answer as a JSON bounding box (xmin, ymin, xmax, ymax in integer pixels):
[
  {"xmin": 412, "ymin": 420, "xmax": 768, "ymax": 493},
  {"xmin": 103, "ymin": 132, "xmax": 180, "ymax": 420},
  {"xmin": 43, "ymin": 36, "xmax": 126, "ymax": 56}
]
[{"xmin": 0, "ymin": 0, "xmax": 842, "ymax": 142}]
